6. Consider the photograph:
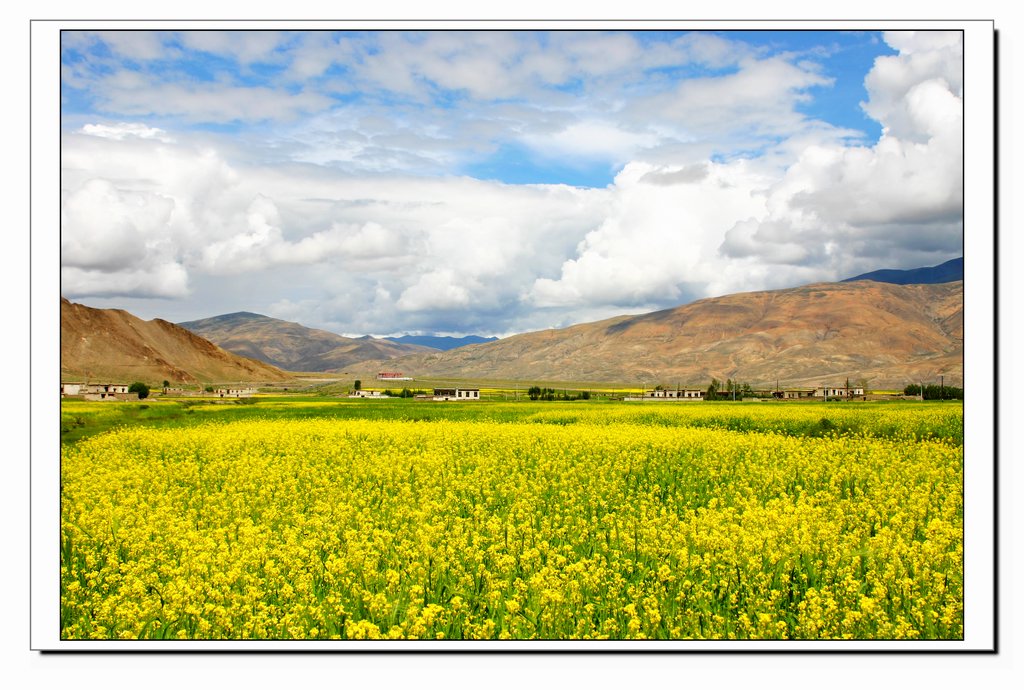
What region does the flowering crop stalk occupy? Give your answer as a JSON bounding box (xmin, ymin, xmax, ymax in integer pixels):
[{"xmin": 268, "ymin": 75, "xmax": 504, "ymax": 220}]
[{"xmin": 60, "ymin": 403, "xmax": 963, "ymax": 641}]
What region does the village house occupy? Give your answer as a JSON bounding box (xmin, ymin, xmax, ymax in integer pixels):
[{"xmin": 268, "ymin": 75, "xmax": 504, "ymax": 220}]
[
  {"xmin": 215, "ymin": 387, "xmax": 258, "ymax": 398},
  {"xmin": 624, "ymin": 387, "xmax": 705, "ymax": 401},
  {"xmin": 644, "ymin": 388, "xmax": 705, "ymax": 400},
  {"xmin": 61, "ymin": 382, "xmax": 137, "ymax": 401},
  {"xmin": 814, "ymin": 385, "xmax": 866, "ymax": 399},
  {"xmin": 377, "ymin": 372, "xmax": 413, "ymax": 381},
  {"xmin": 60, "ymin": 383, "xmax": 82, "ymax": 397},
  {"xmin": 432, "ymin": 387, "xmax": 480, "ymax": 401},
  {"xmin": 348, "ymin": 390, "xmax": 389, "ymax": 399},
  {"xmin": 768, "ymin": 388, "xmax": 817, "ymax": 400}
]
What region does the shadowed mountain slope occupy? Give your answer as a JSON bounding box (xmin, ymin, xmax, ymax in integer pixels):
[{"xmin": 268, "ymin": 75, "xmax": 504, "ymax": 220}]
[{"xmin": 843, "ymin": 257, "xmax": 963, "ymax": 285}]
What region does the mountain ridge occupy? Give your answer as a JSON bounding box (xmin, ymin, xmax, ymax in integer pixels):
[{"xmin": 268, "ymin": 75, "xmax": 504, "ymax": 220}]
[
  {"xmin": 61, "ymin": 298, "xmax": 290, "ymax": 383},
  {"xmin": 385, "ymin": 334, "xmax": 499, "ymax": 351},
  {"xmin": 843, "ymin": 257, "xmax": 963, "ymax": 285},
  {"xmin": 63, "ymin": 276, "xmax": 964, "ymax": 389},
  {"xmin": 178, "ymin": 312, "xmax": 436, "ymax": 372},
  {"xmin": 346, "ymin": 280, "xmax": 963, "ymax": 389}
]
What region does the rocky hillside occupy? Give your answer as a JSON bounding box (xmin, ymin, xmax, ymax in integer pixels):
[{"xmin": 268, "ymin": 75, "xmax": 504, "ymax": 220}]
[
  {"xmin": 179, "ymin": 312, "xmax": 435, "ymax": 373},
  {"xmin": 61, "ymin": 299, "xmax": 291, "ymax": 384},
  {"xmin": 349, "ymin": 281, "xmax": 963, "ymax": 389}
]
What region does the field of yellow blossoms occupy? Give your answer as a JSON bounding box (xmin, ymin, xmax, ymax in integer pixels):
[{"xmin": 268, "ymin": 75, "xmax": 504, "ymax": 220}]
[{"xmin": 60, "ymin": 402, "xmax": 963, "ymax": 640}]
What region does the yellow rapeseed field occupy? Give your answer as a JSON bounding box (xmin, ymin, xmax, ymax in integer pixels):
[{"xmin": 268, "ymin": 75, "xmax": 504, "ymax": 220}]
[{"xmin": 60, "ymin": 406, "xmax": 962, "ymax": 640}]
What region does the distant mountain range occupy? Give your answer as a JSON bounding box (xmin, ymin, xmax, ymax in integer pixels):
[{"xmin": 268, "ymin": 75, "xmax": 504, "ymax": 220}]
[
  {"xmin": 178, "ymin": 312, "xmax": 435, "ymax": 373},
  {"xmin": 61, "ymin": 299, "xmax": 289, "ymax": 383},
  {"xmin": 349, "ymin": 280, "xmax": 963, "ymax": 389},
  {"xmin": 843, "ymin": 257, "xmax": 963, "ymax": 285},
  {"xmin": 63, "ymin": 263, "xmax": 965, "ymax": 388},
  {"xmin": 385, "ymin": 334, "xmax": 498, "ymax": 351}
]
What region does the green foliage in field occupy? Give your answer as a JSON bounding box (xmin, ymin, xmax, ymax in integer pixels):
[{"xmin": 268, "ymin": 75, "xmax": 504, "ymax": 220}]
[
  {"xmin": 61, "ymin": 398, "xmax": 964, "ymax": 447},
  {"xmin": 904, "ymin": 384, "xmax": 964, "ymax": 400}
]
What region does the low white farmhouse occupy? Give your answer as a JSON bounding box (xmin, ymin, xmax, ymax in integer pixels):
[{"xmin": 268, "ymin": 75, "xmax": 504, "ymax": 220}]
[
  {"xmin": 645, "ymin": 388, "xmax": 705, "ymax": 400},
  {"xmin": 625, "ymin": 387, "xmax": 704, "ymax": 401},
  {"xmin": 814, "ymin": 385, "xmax": 866, "ymax": 398},
  {"xmin": 433, "ymin": 387, "xmax": 480, "ymax": 401},
  {"xmin": 215, "ymin": 387, "xmax": 258, "ymax": 398},
  {"xmin": 348, "ymin": 390, "xmax": 389, "ymax": 399},
  {"xmin": 61, "ymin": 382, "xmax": 137, "ymax": 401}
]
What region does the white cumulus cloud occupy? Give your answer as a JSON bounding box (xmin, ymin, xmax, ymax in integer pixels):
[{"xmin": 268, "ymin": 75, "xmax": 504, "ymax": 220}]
[
  {"xmin": 80, "ymin": 122, "xmax": 173, "ymax": 142},
  {"xmin": 61, "ymin": 179, "xmax": 177, "ymax": 272},
  {"xmin": 531, "ymin": 160, "xmax": 771, "ymax": 309},
  {"xmin": 397, "ymin": 270, "xmax": 474, "ymax": 312},
  {"xmin": 59, "ymin": 30, "xmax": 966, "ymax": 337},
  {"xmin": 717, "ymin": 31, "xmax": 963, "ymax": 277}
]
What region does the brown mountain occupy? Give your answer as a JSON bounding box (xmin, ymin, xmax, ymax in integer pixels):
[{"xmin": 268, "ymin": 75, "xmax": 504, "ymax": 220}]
[
  {"xmin": 178, "ymin": 312, "xmax": 436, "ymax": 373},
  {"xmin": 61, "ymin": 298, "xmax": 291, "ymax": 384},
  {"xmin": 349, "ymin": 281, "xmax": 963, "ymax": 389}
]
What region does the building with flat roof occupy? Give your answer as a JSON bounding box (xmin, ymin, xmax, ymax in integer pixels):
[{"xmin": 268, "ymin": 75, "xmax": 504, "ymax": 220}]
[
  {"xmin": 215, "ymin": 387, "xmax": 258, "ymax": 398},
  {"xmin": 433, "ymin": 387, "xmax": 480, "ymax": 401},
  {"xmin": 814, "ymin": 385, "xmax": 866, "ymax": 398},
  {"xmin": 60, "ymin": 382, "xmax": 137, "ymax": 401},
  {"xmin": 349, "ymin": 390, "xmax": 389, "ymax": 399},
  {"xmin": 625, "ymin": 388, "xmax": 705, "ymax": 401}
]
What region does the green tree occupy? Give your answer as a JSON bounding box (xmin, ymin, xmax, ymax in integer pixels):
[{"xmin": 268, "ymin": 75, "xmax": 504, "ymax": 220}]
[
  {"xmin": 706, "ymin": 378, "xmax": 720, "ymax": 401},
  {"xmin": 902, "ymin": 383, "xmax": 962, "ymax": 400},
  {"xmin": 354, "ymin": 379, "xmax": 362, "ymax": 391},
  {"xmin": 128, "ymin": 382, "xmax": 150, "ymax": 400}
]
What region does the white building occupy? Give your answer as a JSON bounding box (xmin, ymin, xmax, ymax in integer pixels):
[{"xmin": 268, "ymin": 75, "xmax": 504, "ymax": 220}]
[
  {"xmin": 215, "ymin": 387, "xmax": 258, "ymax": 398},
  {"xmin": 60, "ymin": 383, "xmax": 82, "ymax": 397},
  {"xmin": 625, "ymin": 388, "xmax": 704, "ymax": 401},
  {"xmin": 646, "ymin": 388, "xmax": 705, "ymax": 400},
  {"xmin": 348, "ymin": 390, "xmax": 389, "ymax": 399},
  {"xmin": 814, "ymin": 386, "xmax": 865, "ymax": 398},
  {"xmin": 61, "ymin": 382, "xmax": 136, "ymax": 401},
  {"xmin": 770, "ymin": 388, "xmax": 817, "ymax": 400},
  {"xmin": 433, "ymin": 387, "xmax": 480, "ymax": 401}
]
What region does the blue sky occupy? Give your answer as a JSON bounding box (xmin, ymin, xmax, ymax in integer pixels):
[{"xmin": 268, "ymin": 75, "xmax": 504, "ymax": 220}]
[
  {"xmin": 61, "ymin": 30, "xmax": 896, "ymax": 187},
  {"xmin": 59, "ymin": 29, "xmax": 962, "ymax": 337}
]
